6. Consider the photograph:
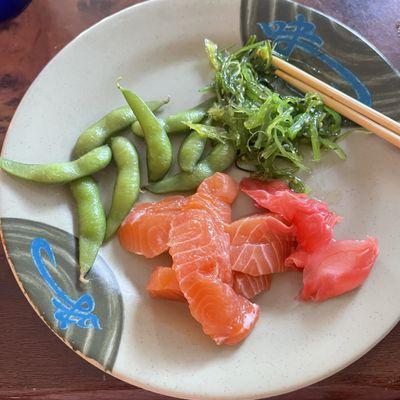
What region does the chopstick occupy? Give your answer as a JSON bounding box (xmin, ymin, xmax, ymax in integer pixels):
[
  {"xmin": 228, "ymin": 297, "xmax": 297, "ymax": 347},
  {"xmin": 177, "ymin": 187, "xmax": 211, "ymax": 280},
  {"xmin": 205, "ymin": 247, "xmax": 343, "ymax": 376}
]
[
  {"xmin": 274, "ymin": 69, "xmax": 400, "ymax": 149},
  {"xmin": 272, "ymin": 56, "xmax": 400, "ymax": 136}
]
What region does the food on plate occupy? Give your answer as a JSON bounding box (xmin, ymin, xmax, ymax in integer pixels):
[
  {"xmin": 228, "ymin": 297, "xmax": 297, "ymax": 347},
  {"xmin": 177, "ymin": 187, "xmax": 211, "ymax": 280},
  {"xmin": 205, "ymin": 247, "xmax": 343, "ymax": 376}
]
[
  {"xmin": 241, "ymin": 177, "xmax": 378, "ymax": 301},
  {"xmin": 233, "ymin": 272, "xmax": 271, "ymax": 299},
  {"xmin": 146, "ymin": 267, "xmax": 270, "ymax": 302},
  {"xmin": 118, "ymin": 83, "xmax": 173, "ymax": 182},
  {"xmin": 73, "ymin": 99, "xmax": 168, "ymax": 157},
  {"xmin": 105, "ymin": 136, "xmax": 140, "ymax": 240},
  {"xmin": 0, "ymin": 145, "xmax": 112, "ymax": 184},
  {"xmin": 178, "ymin": 129, "xmax": 208, "ymax": 173},
  {"xmin": 147, "ymin": 266, "xmax": 186, "ymax": 302},
  {"xmin": 240, "ymin": 178, "xmax": 341, "ymax": 251},
  {"xmin": 70, "ymin": 176, "xmax": 106, "ymax": 282},
  {"xmin": 0, "ymin": 37, "xmax": 373, "ymax": 284},
  {"xmin": 147, "ymin": 142, "xmax": 236, "ymax": 193},
  {"xmin": 147, "ymin": 268, "xmax": 270, "ymax": 302},
  {"xmin": 286, "ymin": 238, "xmax": 378, "ymax": 301},
  {"xmin": 120, "ymin": 173, "xmax": 378, "ymax": 343},
  {"xmin": 134, "ymin": 36, "xmax": 346, "ymax": 193},
  {"xmin": 197, "ymin": 36, "xmax": 345, "ymax": 192},
  {"xmin": 168, "ymin": 174, "xmax": 261, "ymax": 345},
  {"xmin": 131, "ymin": 97, "xmax": 215, "ymax": 137},
  {"xmin": 121, "ymin": 173, "xmax": 261, "ymax": 345},
  {"xmin": 118, "ymin": 195, "xmax": 187, "ymax": 258},
  {"xmin": 228, "ymin": 214, "xmax": 296, "ymax": 275}
]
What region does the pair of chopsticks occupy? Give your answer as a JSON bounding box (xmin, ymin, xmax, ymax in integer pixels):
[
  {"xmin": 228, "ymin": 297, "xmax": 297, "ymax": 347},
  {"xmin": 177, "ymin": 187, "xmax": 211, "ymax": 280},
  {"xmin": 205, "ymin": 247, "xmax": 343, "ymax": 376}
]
[{"xmin": 272, "ymin": 56, "xmax": 400, "ymax": 148}]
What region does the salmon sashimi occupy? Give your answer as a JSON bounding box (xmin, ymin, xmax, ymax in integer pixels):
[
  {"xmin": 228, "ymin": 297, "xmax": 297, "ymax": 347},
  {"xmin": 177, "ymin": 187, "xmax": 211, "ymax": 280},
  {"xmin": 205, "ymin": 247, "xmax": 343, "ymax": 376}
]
[
  {"xmin": 227, "ymin": 213, "xmax": 293, "ymax": 245},
  {"xmin": 118, "ymin": 196, "xmax": 187, "ymax": 258},
  {"xmin": 170, "ymin": 209, "xmax": 232, "ymax": 284},
  {"xmin": 184, "ymin": 172, "xmax": 239, "ymax": 225},
  {"xmin": 177, "ymin": 272, "xmax": 259, "ymax": 345},
  {"xmin": 233, "ymin": 272, "xmax": 271, "ymax": 299},
  {"xmin": 230, "ymin": 242, "xmax": 295, "ymax": 276},
  {"xmin": 120, "ymin": 172, "xmax": 379, "ymax": 344},
  {"xmin": 240, "ymin": 178, "xmax": 341, "ymax": 251},
  {"xmin": 286, "ymin": 238, "xmax": 378, "ymax": 301},
  {"xmin": 172, "ymin": 173, "xmax": 239, "ymax": 285},
  {"xmin": 146, "ymin": 266, "xmax": 185, "ymax": 302},
  {"xmin": 146, "ymin": 268, "xmax": 272, "ymax": 302},
  {"xmin": 169, "ymin": 174, "xmax": 259, "ymax": 345},
  {"xmin": 197, "ymin": 172, "xmax": 239, "ymax": 205},
  {"xmin": 228, "ymin": 214, "xmax": 296, "ymax": 276}
]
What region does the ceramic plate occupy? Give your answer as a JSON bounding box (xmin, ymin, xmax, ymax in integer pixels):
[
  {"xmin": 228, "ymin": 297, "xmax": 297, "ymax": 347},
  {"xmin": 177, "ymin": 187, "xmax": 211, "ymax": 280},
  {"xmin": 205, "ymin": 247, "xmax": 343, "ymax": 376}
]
[{"xmin": 1, "ymin": 0, "xmax": 399, "ymax": 399}]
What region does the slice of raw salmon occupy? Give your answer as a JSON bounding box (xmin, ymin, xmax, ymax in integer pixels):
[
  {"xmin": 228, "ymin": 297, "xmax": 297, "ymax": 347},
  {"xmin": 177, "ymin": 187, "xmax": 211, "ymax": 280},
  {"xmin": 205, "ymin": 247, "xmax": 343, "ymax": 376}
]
[
  {"xmin": 177, "ymin": 272, "xmax": 259, "ymax": 345},
  {"xmin": 118, "ymin": 196, "xmax": 187, "ymax": 258},
  {"xmin": 170, "ymin": 209, "xmax": 232, "ymax": 285},
  {"xmin": 146, "ymin": 266, "xmax": 185, "ymax": 302},
  {"xmin": 228, "ymin": 213, "xmax": 292, "ymax": 245},
  {"xmin": 233, "ymin": 272, "xmax": 271, "ymax": 299},
  {"xmin": 197, "ymin": 171, "xmax": 239, "ymax": 204},
  {"xmin": 230, "ymin": 242, "xmax": 293, "ymax": 276},
  {"xmin": 228, "ymin": 214, "xmax": 296, "ymax": 276},
  {"xmin": 184, "ymin": 172, "xmax": 239, "ymax": 225},
  {"xmin": 146, "ymin": 267, "xmax": 271, "ymax": 302},
  {"xmin": 169, "ymin": 174, "xmax": 259, "ymax": 345},
  {"xmin": 121, "ymin": 173, "xmax": 259, "ymax": 344}
]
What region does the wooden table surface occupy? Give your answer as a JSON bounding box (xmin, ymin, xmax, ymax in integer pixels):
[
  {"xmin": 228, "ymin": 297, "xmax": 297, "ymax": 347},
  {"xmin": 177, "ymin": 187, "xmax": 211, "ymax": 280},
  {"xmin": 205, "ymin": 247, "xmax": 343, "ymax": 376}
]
[{"xmin": 0, "ymin": 1, "xmax": 399, "ymax": 399}]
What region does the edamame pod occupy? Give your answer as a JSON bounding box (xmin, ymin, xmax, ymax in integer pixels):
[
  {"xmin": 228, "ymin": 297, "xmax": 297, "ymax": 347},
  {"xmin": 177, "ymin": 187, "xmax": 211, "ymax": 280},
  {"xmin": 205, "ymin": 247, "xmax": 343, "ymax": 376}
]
[
  {"xmin": 178, "ymin": 131, "xmax": 207, "ymax": 172},
  {"xmin": 74, "ymin": 99, "xmax": 168, "ymax": 157},
  {"xmin": 0, "ymin": 145, "xmax": 112, "ymax": 184},
  {"xmin": 70, "ymin": 177, "xmax": 106, "ymax": 282},
  {"xmin": 105, "ymin": 137, "xmax": 140, "ymax": 240},
  {"xmin": 119, "ymin": 85, "xmax": 172, "ymax": 182},
  {"xmin": 131, "ymin": 97, "xmax": 215, "ymax": 137},
  {"xmin": 147, "ymin": 142, "xmax": 236, "ymax": 193}
]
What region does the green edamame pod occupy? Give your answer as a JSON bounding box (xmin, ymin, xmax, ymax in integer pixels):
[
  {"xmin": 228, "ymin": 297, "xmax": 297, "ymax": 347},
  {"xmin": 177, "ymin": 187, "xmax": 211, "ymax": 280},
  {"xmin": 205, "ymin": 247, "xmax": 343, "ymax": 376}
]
[
  {"xmin": 0, "ymin": 145, "xmax": 112, "ymax": 184},
  {"xmin": 119, "ymin": 85, "xmax": 172, "ymax": 182},
  {"xmin": 105, "ymin": 137, "xmax": 140, "ymax": 240},
  {"xmin": 70, "ymin": 177, "xmax": 106, "ymax": 283},
  {"xmin": 74, "ymin": 99, "xmax": 168, "ymax": 157},
  {"xmin": 147, "ymin": 142, "xmax": 236, "ymax": 194},
  {"xmin": 178, "ymin": 131, "xmax": 207, "ymax": 173},
  {"xmin": 131, "ymin": 97, "xmax": 215, "ymax": 137}
]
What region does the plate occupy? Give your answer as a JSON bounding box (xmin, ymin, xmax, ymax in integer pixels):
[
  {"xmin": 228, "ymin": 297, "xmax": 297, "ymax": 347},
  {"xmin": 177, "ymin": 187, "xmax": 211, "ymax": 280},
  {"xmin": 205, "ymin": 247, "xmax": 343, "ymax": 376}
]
[{"xmin": 1, "ymin": 0, "xmax": 400, "ymax": 399}]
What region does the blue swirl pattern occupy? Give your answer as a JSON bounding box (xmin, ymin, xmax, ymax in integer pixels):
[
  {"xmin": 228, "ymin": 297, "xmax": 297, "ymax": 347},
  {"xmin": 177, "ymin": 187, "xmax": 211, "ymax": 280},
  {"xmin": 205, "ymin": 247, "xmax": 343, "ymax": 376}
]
[
  {"xmin": 31, "ymin": 237, "xmax": 101, "ymax": 330},
  {"xmin": 258, "ymin": 14, "xmax": 372, "ymax": 106}
]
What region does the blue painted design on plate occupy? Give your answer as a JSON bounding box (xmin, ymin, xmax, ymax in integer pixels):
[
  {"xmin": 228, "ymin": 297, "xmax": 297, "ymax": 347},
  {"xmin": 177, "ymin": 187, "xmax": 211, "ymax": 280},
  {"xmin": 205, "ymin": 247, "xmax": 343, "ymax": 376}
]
[
  {"xmin": 258, "ymin": 14, "xmax": 372, "ymax": 106},
  {"xmin": 31, "ymin": 237, "xmax": 101, "ymax": 330}
]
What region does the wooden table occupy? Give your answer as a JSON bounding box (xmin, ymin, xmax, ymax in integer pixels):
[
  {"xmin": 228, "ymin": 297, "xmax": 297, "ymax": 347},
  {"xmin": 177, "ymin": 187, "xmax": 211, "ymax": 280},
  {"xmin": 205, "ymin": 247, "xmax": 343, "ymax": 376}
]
[{"xmin": 0, "ymin": 1, "xmax": 399, "ymax": 399}]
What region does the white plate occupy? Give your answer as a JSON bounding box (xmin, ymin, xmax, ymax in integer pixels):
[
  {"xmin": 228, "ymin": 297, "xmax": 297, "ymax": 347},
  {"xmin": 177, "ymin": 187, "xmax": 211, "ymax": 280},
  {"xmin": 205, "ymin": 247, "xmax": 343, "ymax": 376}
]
[{"xmin": 1, "ymin": 1, "xmax": 399, "ymax": 399}]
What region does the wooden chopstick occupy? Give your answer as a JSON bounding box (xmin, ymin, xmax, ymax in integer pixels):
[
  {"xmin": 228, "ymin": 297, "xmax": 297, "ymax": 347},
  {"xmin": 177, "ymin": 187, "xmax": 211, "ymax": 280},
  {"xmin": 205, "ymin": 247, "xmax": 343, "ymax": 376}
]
[
  {"xmin": 272, "ymin": 55, "xmax": 400, "ymax": 136},
  {"xmin": 275, "ymin": 69, "xmax": 400, "ymax": 149}
]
